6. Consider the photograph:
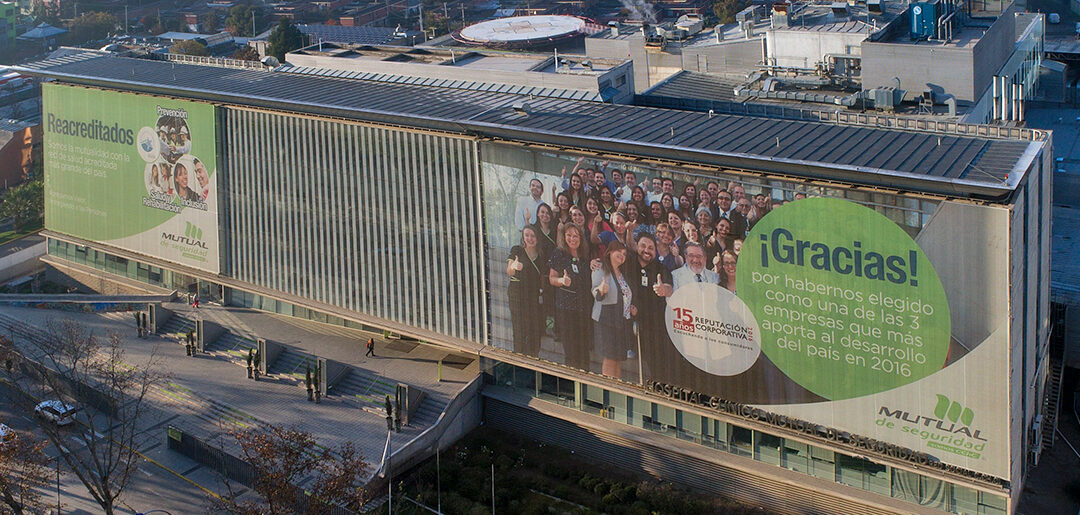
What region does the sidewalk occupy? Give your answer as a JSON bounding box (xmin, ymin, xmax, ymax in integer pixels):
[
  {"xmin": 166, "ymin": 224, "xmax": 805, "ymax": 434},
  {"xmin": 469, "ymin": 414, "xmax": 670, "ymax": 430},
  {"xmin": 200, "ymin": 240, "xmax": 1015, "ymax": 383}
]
[{"xmin": 0, "ymin": 301, "xmax": 480, "ymax": 492}]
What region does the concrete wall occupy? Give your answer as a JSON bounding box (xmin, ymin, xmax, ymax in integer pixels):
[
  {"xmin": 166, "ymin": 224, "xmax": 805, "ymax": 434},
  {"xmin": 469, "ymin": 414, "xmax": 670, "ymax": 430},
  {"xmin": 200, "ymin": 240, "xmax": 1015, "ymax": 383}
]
[
  {"xmin": 861, "ymin": 39, "xmax": 977, "ymax": 101},
  {"xmin": 587, "ymin": 37, "xmax": 658, "ymax": 93},
  {"xmin": 971, "ymin": 6, "xmax": 1019, "ymax": 104},
  {"xmin": 630, "ymin": 44, "xmax": 685, "ymax": 92},
  {"xmin": 0, "ymin": 237, "xmax": 44, "ymax": 284},
  {"xmin": 370, "ymin": 376, "xmax": 483, "ymax": 486},
  {"xmin": 766, "ymin": 30, "xmax": 867, "ymax": 69},
  {"xmin": 683, "ymin": 38, "xmax": 763, "ymax": 74}
]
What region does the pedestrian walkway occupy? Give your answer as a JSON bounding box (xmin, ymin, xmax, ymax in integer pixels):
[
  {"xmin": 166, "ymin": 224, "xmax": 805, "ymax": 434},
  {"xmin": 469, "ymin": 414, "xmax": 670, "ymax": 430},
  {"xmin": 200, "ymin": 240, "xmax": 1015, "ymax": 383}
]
[{"xmin": 0, "ymin": 301, "xmax": 481, "ymax": 493}]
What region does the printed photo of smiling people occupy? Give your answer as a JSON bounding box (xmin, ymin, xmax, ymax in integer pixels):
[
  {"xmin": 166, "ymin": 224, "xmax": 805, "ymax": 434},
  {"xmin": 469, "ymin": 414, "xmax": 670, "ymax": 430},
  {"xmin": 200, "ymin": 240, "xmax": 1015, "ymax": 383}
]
[
  {"xmin": 482, "ymin": 145, "xmax": 818, "ymax": 393},
  {"xmin": 140, "ymin": 109, "xmax": 212, "ymax": 211}
]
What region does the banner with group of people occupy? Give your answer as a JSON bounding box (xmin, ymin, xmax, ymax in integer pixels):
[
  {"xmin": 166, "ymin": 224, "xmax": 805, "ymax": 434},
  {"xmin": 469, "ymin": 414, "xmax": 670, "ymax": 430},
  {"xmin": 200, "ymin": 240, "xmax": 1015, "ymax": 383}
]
[{"xmin": 481, "ymin": 143, "xmax": 1011, "ymax": 479}]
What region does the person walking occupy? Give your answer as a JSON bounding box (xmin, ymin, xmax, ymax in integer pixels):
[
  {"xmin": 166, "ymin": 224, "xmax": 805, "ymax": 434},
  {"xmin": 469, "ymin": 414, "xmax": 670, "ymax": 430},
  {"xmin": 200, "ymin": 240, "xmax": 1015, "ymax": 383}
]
[
  {"xmin": 133, "ymin": 312, "xmax": 142, "ymax": 337},
  {"xmin": 191, "ymin": 292, "xmax": 199, "ymax": 310},
  {"xmin": 365, "ymin": 337, "xmax": 376, "ymax": 357}
]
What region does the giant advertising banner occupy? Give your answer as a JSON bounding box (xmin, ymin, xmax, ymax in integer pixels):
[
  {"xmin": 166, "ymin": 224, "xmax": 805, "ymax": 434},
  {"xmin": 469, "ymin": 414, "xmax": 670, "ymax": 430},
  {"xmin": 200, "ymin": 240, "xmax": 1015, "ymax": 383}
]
[
  {"xmin": 43, "ymin": 84, "xmax": 219, "ymax": 273},
  {"xmin": 481, "ymin": 142, "xmax": 1010, "ymax": 480}
]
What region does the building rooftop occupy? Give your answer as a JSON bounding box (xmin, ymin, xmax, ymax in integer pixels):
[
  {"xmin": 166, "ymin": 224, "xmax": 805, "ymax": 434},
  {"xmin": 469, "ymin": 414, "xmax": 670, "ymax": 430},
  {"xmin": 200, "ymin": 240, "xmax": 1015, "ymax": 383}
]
[
  {"xmin": 18, "ymin": 51, "xmax": 1045, "ymax": 200},
  {"xmin": 282, "ymin": 44, "xmax": 630, "ymax": 102},
  {"xmin": 296, "ymin": 23, "xmax": 419, "ymax": 46},
  {"xmin": 773, "ymin": 1, "xmax": 904, "ymax": 34},
  {"xmin": 643, "ymin": 71, "xmax": 741, "ymax": 102}
]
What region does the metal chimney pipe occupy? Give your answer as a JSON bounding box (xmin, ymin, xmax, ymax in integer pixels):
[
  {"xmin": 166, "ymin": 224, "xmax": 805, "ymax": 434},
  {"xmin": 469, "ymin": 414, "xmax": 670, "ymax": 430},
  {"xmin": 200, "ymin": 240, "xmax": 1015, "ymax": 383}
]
[
  {"xmin": 1018, "ymin": 83, "xmax": 1025, "ymax": 123},
  {"xmin": 999, "ymin": 75, "xmax": 1007, "ymax": 121},
  {"xmin": 1013, "ymin": 83, "xmax": 1021, "ymax": 122},
  {"xmin": 992, "ymin": 75, "xmax": 999, "ymax": 120}
]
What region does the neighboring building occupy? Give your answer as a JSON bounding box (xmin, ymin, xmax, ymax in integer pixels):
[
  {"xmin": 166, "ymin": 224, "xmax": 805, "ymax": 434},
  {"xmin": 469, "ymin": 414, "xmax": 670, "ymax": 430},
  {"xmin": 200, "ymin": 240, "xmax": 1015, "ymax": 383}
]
[
  {"xmin": 249, "ymin": 24, "xmax": 422, "ymax": 60},
  {"xmin": 0, "ymin": 2, "xmax": 15, "ymax": 49},
  {"xmin": 860, "ymin": 2, "xmax": 1042, "ymax": 122},
  {"xmin": 586, "ymin": 1, "xmax": 1043, "ymax": 124},
  {"xmin": 296, "ymin": 23, "xmax": 420, "ymax": 46},
  {"xmin": 0, "ymin": 118, "xmax": 40, "ymax": 185},
  {"xmin": 19, "ymin": 51, "xmax": 1052, "ymax": 515},
  {"xmin": 282, "ymin": 43, "xmax": 635, "ymax": 103},
  {"xmin": 16, "ymin": 22, "xmax": 66, "ymax": 49},
  {"xmin": 156, "ymin": 31, "xmax": 236, "ymax": 51}
]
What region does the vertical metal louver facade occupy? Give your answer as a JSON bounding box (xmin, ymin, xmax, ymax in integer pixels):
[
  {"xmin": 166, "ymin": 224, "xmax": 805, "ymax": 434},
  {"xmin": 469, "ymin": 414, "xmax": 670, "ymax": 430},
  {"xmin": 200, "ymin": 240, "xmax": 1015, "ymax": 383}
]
[{"xmin": 221, "ymin": 107, "xmax": 487, "ymax": 344}]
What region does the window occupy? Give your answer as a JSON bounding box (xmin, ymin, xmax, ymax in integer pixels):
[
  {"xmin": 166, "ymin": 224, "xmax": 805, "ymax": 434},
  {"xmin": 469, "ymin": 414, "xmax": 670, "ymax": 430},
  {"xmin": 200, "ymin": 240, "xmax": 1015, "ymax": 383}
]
[
  {"xmin": 678, "ymin": 412, "xmax": 702, "ymax": 442},
  {"xmin": 539, "ymin": 373, "xmax": 574, "ymax": 405},
  {"xmin": 484, "ymin": 362, "xmax": 997, "ymax": 514},
  {"xmin": 893, "ymin": 468, "xmax": 949, "ymax": 510},
  {"xmin": 627, "ymin": 397, "xmax": 651, "ymax": 430},
  {"xmin": 754, "ymin": 432, "xmax": 782, "ymax": 465},
  {"xmin": 702, "ymin": 419, "xmax": 728, "ymax": 451},
  {"xmin": 513, "ymin": 367, "xmax": 536, "ymax": 393},
  {"xmin": 782, "ymin": 439, "xmax": 811, "ymax": 474},
  {"xmin": 615, "ymin": 74, "xmax": 626, "ymax": 87},
  {"xmin": 582, "ymin": 384, "xmax": 604, "ymax": 415},
  {"xmin": 728, "ymin": 425, "xmax": 753, "ymax": 457},
  {"xmin": 653, "ymin": 403, "xmax": 677, "ymax": 437},
  {"xmin": 837, "ymin": 454, "xmax": 889, "ymax": 495}
]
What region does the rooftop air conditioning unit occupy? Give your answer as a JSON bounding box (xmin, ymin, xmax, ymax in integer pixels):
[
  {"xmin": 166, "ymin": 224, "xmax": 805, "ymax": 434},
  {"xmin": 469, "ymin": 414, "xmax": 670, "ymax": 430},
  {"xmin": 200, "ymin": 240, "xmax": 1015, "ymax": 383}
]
[
  {"xmin": 831, "ymin": 2, "xmax": 850, "ymax": 16},
  {"xmin": 868, "ymin": 0, "xmax": 884, "ymax": 14}
]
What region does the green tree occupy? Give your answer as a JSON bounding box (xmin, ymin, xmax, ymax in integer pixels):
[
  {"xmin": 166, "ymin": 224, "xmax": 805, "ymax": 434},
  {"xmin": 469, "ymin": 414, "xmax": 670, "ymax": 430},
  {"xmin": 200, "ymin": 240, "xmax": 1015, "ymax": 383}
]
[
  {"xmin": 170, "ymin": 39, "xmax": 209, "ymax": 56},
  {"xmin": 67, "ymin": 12, "xmax": 119, "ymax": 43},
  {"xmin": 0, "ymin": 178, "xmax": 42, "ymax": 231},
  {"xmin": 29, "ymin": 0, "xmax": 58, "ymax": 25},
  {"xmin": 266, "ymin": 18, "xmax": 305, "ymax": 63},
  {"xmin": 713, "ymin": 0, "xmax": 747, "ymax": 24},
  {"xmin": 225, "ymin": 4, "xmax": 263, "ymax": 37},
  {"xmin": 201, "ymin": 11, "xmax": 221, "ymax": 33},
  {"xmin": 231, "ymin": 44, "xmax": 259, "ymax": 61}
]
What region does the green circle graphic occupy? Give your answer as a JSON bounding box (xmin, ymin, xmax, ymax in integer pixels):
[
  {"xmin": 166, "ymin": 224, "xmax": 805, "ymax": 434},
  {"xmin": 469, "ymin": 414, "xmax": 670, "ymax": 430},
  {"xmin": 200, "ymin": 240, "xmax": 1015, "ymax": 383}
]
[{"xmin": 737, "ymin": 197, "xmax": 950, "ymax": 400}]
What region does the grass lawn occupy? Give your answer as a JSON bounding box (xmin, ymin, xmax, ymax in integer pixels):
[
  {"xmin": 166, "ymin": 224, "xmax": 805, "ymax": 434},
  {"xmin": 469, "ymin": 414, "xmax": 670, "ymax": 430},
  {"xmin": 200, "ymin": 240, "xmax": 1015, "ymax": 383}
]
[{"xmin": 0, "ymin": 219, "xmax": 42, "ymax": 246}]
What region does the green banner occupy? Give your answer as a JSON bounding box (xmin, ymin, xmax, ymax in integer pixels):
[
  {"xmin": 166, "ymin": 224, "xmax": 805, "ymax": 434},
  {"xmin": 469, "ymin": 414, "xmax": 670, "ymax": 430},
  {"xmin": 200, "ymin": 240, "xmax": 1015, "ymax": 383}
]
[
  {"xmin": 737, "ymin": 198, "xmax": 950, "ymax": 400},
  {"xmin": 43, "ymin": 84, "xmax": 219, "ymax": 273}
]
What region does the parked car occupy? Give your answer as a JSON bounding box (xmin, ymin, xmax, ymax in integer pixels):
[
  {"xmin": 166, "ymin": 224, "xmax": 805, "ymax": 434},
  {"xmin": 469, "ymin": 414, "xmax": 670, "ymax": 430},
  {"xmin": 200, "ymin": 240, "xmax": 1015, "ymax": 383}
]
[
  {"xmin": 0, "ymin": 423, "xmax": 14, "ymax": 446},
  {"xmin": 34, "ymin": 400, "xmax": 77, "ymax": 426},
  {"xmin": 1049, "ymin": 12, "xmax": 1061, "ymax": 24}
]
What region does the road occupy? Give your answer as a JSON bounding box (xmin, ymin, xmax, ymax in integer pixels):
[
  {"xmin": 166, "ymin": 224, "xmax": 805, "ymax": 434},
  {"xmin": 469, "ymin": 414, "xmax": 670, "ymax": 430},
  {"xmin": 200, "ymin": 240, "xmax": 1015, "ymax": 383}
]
[{"xmin": 0, "ymin": 380, "xmax": 226, "ymax": 514}]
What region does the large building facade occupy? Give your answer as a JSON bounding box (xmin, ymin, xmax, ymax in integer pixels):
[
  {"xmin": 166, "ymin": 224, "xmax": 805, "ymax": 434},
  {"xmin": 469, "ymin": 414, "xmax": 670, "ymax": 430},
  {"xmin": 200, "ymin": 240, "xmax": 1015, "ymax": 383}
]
[{"xmin": 23, "ymin": 51, "xmax": 1052, "ymax": 514}]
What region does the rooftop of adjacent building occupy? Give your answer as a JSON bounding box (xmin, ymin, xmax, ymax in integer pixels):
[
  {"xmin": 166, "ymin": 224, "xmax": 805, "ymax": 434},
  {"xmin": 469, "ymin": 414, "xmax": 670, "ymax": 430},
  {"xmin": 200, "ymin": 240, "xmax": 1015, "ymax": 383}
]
[
  {"xmin": 768, "ymin": 0, "xmax": 906, "ymax": 34},
  {"xmin": 290, "ymin": 43, "xmax": 625, "ymax": 73},
  {"xmin": 17, "ymin": 50, "xmax": 1046, "ymax": 200},
  {"xmin": 590, "ymin": 0, "xmax": 905, "ymax": 45},
  {"xmin": 279, "ymin": 43, "xmax": 630, "ymax": 102},
  {"xmin": 641, "ymin": 71, "xmax": 975, "ymax": 117}
]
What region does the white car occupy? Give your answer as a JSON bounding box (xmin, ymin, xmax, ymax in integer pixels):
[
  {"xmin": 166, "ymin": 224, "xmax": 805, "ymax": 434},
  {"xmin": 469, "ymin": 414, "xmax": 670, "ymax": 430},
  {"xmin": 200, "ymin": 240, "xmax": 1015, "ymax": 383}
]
[
  {"xmin": 0, "ymin": 423, "xmax": 14, "ymax": 446},
  {"xmin": 34, "ymin": 400, "xmax": 77, "ymax": 426}
]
